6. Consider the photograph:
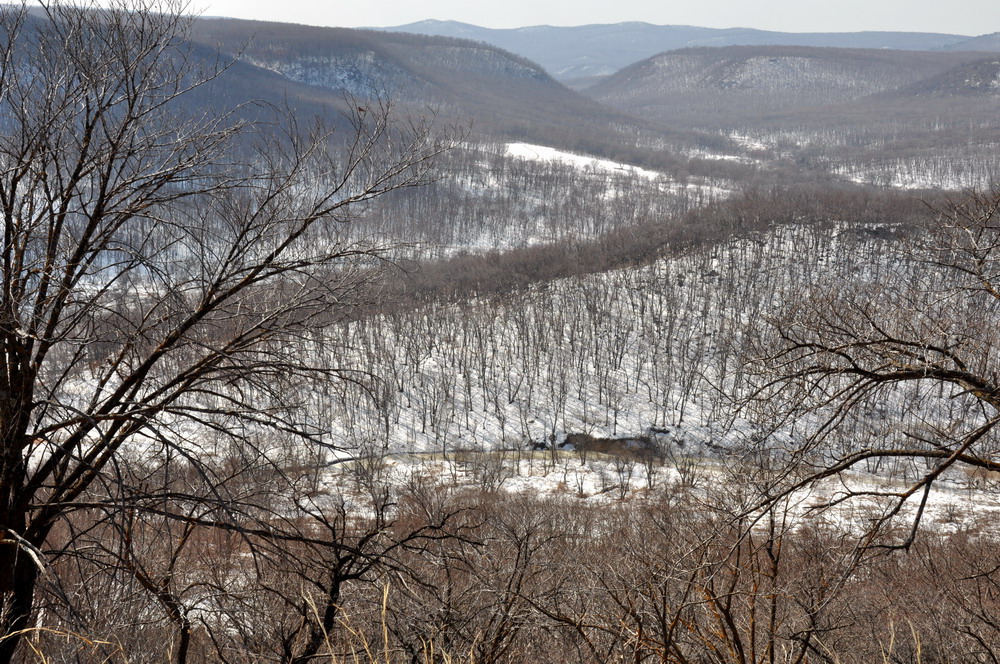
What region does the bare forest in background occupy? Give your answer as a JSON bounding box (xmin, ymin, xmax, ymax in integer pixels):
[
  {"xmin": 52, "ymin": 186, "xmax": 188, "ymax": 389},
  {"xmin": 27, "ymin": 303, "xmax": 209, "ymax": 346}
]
[{"xmin": 3, "ymin": 1, "xmax": 1000, "ymax": 662}]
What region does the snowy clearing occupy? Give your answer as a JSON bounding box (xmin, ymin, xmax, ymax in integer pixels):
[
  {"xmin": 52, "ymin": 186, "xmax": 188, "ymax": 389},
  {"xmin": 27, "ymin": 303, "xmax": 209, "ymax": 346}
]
[{"xmin": 505, "ymin": 142, "xmax": 662, "ymax": 180}]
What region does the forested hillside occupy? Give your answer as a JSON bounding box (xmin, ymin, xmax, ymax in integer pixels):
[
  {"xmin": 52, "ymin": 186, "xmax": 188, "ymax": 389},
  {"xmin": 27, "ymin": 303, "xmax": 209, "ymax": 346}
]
[
  {"xmin": 587, "ymin": 46, "xmax": 984, "ymax": 117},
  {"xmin": 190, "ymin": 18, "xmax": 684, "ymax": 161},
  {"xmin": 587, "ymin": 45, "xmax": 1000, "ymax": 189},
  {"xmin": 6, "ymin": 3, "xmax": 1000, "ymax": 662}
]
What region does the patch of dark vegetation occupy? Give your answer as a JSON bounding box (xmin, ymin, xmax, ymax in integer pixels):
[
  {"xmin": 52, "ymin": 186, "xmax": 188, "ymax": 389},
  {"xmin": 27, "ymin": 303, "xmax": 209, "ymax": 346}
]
[
  {"xmin": 386, "ymin": 183, "xmax": 937, "ymax": 306},
  {"xmin": 556, "ymin": 433, "xmax": 659, "ymax": 460}
]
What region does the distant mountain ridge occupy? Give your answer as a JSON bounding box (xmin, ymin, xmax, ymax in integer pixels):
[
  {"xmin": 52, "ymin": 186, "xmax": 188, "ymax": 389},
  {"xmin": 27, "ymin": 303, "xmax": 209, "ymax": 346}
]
[
  {"xmin": 940, "ymin": 32, "xmax": 1000, "ymax": 52},
  {"xmin": 584, "ymin": 44, "xmax": 995, "ymax": 127},
  {"xmin": 188, "ymin": 18, "xmax": 695, "ymax": 165},
  {"xmin": 182, "ymin": 16, "xmax": 998, "ymax": 190},
  {"xmin": 377, "ymin": 20, "xmax": 983, "ymax": 84}
]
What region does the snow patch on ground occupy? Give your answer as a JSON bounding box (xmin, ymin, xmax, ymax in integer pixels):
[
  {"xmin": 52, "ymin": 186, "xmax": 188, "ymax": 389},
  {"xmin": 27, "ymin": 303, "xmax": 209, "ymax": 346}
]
[
  {"xmin": 505, "ymin": 142, "xmax": 662, "ymax": 180},
  {"xmin": 685, "ymin": 148, "xmax": 756, "ymax": 163},
  {"xmin": 835, "ymin": 165, "xmax": 995, "ymax": 191},
  {"xmin": 728, "ymin": 133, "xmax": 768, "ymax": 152},
  {"xmin": 328, "ymin": 450, "xmax": 1000, "ymax": 539}
]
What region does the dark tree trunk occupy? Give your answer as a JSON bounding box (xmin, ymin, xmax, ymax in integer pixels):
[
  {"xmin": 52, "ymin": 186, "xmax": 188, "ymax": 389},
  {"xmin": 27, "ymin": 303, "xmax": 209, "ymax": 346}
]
[
  {"xmin": 0, "ymin": 524, "xmax": 39, "ymax": 664},
  {"xmin": 289, "ymin": 575, "xmax": 343, "ymax": 664},
  {"xmin": 0, "ymin": 366, "xmax": 36, "ymax": 664}
]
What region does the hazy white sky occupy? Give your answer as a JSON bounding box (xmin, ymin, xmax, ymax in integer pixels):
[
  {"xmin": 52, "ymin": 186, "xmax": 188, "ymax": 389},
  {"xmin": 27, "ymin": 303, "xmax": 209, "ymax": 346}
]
[{"xmin": 194, "ymin": 0, "xmax": 997, "ymax": 36}]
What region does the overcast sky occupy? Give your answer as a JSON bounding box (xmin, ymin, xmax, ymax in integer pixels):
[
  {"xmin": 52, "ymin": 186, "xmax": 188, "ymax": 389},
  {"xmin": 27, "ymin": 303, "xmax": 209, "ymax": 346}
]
[{"xmin": 194, "ymin": 0, "xmax": 997, "ymax": 36}]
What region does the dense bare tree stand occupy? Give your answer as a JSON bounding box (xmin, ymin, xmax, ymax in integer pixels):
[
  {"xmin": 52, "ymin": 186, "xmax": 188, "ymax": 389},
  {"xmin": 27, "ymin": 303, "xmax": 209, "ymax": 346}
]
[
  {"xmin": 0, "ymin": 1, "xmax": 446, "ymax": 660},
  {"xmin": 6, "ymin": 1, "xmax": 1000, "ymax": 661},
  {"xmin": 745, "ymin": 185, "xmax": 1000, "ymax": 547}
]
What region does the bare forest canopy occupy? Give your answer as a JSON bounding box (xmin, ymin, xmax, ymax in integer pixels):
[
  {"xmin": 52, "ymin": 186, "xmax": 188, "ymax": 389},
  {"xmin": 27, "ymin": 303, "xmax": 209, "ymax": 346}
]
[
  {"xmin": 6, "ymin": 2, "xmax": 1000, "ymax": 662},
  {"xmin": 583, "ymin": 45, "xmax": 1000, "ymax": 188},
  {"xmin": 378, "ymin": 183, "xmax": 938, "ymax": 304}
]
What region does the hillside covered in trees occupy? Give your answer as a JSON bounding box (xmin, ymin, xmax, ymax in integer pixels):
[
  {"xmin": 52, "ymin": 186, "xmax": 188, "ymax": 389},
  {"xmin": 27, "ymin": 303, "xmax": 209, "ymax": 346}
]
[{"xmin": 3, "ymin": 3, "xmax": 1000, "ymax": 662}]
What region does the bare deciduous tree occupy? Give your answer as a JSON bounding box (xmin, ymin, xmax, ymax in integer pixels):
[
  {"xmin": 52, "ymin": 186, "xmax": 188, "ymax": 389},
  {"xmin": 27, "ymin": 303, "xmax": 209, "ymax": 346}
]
[{"xmin": 0, "ymin": 1, "xmax": 449, "ymax": 658}]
